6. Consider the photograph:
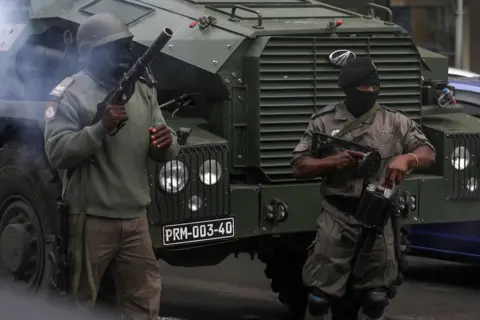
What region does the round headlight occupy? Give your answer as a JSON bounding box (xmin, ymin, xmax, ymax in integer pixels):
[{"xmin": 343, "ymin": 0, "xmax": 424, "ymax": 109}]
[
  {"xmin": 466, "ymin": 178, "xmax": 478, "ymax": 192},
  {"xmin": 199, "ymin": 159, "xmax": 222, "ymax": 185},
  {"xmin": 158, "ymin": 160, "xmax": 189, "ymax": 194},
  {"xmin": 451, "ymin": 146, "xmax": 471, "ymax": 170},
  {"xmin": 188, "ymin": 195, "xmax": 202, "ymax": 211}
]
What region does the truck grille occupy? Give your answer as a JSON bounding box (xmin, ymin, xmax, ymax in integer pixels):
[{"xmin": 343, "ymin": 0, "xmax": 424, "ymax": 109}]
[
  {"xmin": 448, "ymin": 134, "xmax": 480, "ymax": 200},
  {"xmin": 154, "ymin": 144, "xmax": 230, "ymax": 224},
  {"xmin": 257, "ymin": 35, "xmax": 422, "ymax": 182}
]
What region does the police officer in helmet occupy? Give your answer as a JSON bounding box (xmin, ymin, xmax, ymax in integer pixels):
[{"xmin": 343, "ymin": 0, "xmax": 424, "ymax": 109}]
[
  {"xmin": 291, "ymin": 57, "xmax": 436, "ymax": 320},
  {"xmin": 44, "ymin": 13, "xmax": 179, "ymax": 319}
]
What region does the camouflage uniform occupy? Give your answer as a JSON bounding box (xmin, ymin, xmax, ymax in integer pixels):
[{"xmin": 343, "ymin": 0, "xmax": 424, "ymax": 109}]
[
  {"xmin": 293, "ymin": 101, "xmax": 434, "ymax": 296},
  {"xmin": 292, "ymin": 57, "xmax": 435, "ymax": 320}
]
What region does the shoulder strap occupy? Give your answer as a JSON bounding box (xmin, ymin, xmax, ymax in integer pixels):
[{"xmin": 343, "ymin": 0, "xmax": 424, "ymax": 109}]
[
  {"xmin": 49, "ymin": 77, "xmax": 74, "ymax": 102},
  {"xmin": 336, "ymin": 104, "xmax": 379, "ymax": 138}
]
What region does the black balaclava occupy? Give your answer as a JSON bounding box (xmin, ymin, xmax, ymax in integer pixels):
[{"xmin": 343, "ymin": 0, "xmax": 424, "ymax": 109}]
[
  {"xmin": 86, "ymin": 37, "xmax": 134, "ymax": 88},
  {"xmin": 338, "ymin": 57, "xmax": 380, "ymax": 118}
]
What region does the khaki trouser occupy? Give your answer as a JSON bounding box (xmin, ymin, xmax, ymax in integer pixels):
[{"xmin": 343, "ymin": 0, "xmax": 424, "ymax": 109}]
[
  {"xmin": 302, "ymin": 209, "xmax": 398, "ymax": 298},
  {"xmin": 68, "ymin": 213, "xmax": 162, "ymax": 320}
]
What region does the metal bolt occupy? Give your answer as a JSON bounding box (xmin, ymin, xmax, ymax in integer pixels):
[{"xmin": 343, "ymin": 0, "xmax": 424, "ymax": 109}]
[
  {"xmin": 224, "ymin": 79, "xmax": 230, "ymax": 84},
  {"xmin": 278, "ymin": 206, "xmax": 285, "ymax": 219},
  {"xmin": 227, "ymin": 44, "xmax": 232, "ymax": 49},
  {"xmin": 238, "ymin": 78, "xmax": 243, "ymax": 84},
  {"xmin": 238, "ymin": 95, "xmax": 243, "ymax": 100},
  {"xmin": 413, "ymin": 217, "xmax": 418, "ymax": 222},
  {"xmin": 232, "ymin": 72, "xmax": 237, "ymax": 78},
  {"xmin": 237, "ymin": 154, "xmax": 243, "ymax": 159},
  {"xmin": 213, "ymin": 60, "xmax": 218, "ymax": 64},
  {"xmin": 168, "ymin": 44, "xmax": 174, "ymax": 48},
  {"xmin": 262, "ymin": 227, "xmax": 266, "ymax": 231}
]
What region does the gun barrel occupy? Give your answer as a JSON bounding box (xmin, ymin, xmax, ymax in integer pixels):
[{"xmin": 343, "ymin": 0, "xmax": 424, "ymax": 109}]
[
  {"xmin": 139, "ymin": 28, "xmax": 174, "ymax": 65},
  {"xmin": 314, "ymin": 131, "xmax": 375, "ymax": 153}
]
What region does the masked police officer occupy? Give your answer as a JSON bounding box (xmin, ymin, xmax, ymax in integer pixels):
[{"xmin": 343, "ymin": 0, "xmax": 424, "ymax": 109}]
[
  {"xmin": 291, "ymin": 57, "xmax": 436, "ymax": 320},
  {"xmin": 44, "ymin": 13, "xmax": 179, "ymax": 319}
]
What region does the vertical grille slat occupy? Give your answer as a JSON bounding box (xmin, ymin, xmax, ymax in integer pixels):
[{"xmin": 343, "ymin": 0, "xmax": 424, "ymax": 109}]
[
  {"xmin": 258, "ymin": 35, "xmax": 422, "ymax": 182},
  {"xmin": 448, "ymin": 134, "xmax": 480, "ymax": 201}
]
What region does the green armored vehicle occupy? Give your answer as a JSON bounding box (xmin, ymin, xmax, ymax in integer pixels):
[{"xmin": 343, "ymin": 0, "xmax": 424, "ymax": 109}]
[{"xmin": 0, "ymin": 0, "xmax": 475, "ymax": 315}]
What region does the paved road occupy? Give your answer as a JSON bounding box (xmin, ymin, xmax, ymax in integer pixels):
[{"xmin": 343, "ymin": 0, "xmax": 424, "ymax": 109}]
[
  {"xmin": 0, "ymin": 255, "xmax": 478, "ymax": 320},
  {"xmin": 158, "ymin": 255, "xmax": 480, "ymax": 320}
]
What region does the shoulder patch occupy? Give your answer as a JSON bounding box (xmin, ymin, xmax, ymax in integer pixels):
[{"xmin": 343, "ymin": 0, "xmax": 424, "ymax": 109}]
[
  {"xmin": 49, "ymin": 77, "xmax": 74, "ymax": 101},
  {"xmin": 311, "ymin": 104, "xmax": 336, "ymax": 119},
  {"xmin": 44, "ymin": 101, "xmax": 58, "ymax": 123}
]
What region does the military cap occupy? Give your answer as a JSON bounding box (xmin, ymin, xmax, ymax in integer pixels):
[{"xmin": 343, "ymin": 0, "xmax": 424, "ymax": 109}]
[{"xmin": 338, "ymin": 57, "xmax": 379, "ymax": 89}]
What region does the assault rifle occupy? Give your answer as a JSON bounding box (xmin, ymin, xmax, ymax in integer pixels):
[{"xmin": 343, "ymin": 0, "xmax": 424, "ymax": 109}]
[
  {"xmin": 50, "ymin": 199, "xmax": 69, "ymax": 294},
  {"xmin": 92, "ymin": 27, "xmax": 174, "ymax": 136}
]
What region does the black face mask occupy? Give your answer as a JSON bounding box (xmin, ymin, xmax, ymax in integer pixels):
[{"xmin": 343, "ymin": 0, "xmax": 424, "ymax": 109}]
[
  {"xmin": 86, "ymin": 39, "xmax": 133, "ymax": 87},
  {"xmin": 344, "ymin": 86, "xmax": 380, "ymax": 118}
]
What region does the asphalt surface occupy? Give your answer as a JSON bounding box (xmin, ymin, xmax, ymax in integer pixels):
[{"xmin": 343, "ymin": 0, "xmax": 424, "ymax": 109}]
[
  {"xmin": 0, "ymin": 255, "xmax": 479, "ymax": 320},
  {"xmin": 158, "ymin": 255, "xmax": 480, "ymax": 320}
]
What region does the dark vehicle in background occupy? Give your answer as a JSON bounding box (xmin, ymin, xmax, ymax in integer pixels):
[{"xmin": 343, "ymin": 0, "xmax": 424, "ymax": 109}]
[{"xmin": 409, "ymin": 74, "xmax": 480, "ymax": 262}]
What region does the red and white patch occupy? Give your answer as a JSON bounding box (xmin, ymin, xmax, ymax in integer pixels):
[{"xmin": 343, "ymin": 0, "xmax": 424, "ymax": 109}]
[{"xmin": 44, "ymin": 102, "xmax": 58, "ymax": 122}]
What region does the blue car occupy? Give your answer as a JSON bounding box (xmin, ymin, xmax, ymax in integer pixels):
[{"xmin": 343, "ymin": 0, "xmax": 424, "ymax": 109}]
[{"xmin": 409, "ymin": 77, "xmax": 480, "ymax": 262}]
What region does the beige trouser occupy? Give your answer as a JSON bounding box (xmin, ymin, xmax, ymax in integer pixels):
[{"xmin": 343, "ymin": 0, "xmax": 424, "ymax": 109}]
[
  {"xmin": 68, "ymin": 213, "xmax": 161, "ymax": 320},
  {"xmin": 302, "ymin": 209, "xmax": 398, "ymax": 298}
]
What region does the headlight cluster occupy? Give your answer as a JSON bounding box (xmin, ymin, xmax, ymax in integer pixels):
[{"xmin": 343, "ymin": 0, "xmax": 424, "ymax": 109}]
[
  {"xmin": 158, "ymin": 160, "xmax": 189, "ymax": 194},
  {"xmin": 450, "ymin": 146, "xmax": 470, "ymax": 170},
  {"xmin": 450, "ymin": 146, "xmax": 478, "ymax": 192},
  {"xmin": 158, "ymin": 159, "xmax": 223, "ymax": 194}
]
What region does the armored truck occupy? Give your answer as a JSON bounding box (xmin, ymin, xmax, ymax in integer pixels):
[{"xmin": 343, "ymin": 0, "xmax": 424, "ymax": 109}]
[{"xmin": 0, "ymin": 0, "xmax": 476, "ymax": 315}]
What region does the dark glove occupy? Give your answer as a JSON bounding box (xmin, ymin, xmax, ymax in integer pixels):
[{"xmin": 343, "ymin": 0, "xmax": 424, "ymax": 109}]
[{"xmin": 102, "ymin": 104, "xmax": 129, "ymax": 134}]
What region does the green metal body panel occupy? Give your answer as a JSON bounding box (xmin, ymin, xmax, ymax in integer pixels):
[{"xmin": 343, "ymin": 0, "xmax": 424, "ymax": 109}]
[
  {"xmin": 418, "ymin": 47, "xmax": 449, "ymax": 82},
  {"xmin": 1, "ymin": 0, "xmax": 480, "ymax": 257}
]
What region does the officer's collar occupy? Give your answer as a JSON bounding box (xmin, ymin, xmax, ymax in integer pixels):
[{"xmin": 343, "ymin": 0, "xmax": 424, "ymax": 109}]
[{"xmin": 335, "ymin": 101, "xmax": 379, "ymax": 124}]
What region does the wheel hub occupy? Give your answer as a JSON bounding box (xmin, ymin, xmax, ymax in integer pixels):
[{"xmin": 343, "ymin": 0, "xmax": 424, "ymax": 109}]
[
  {"xmin": 1, "ymin": 223, "xmax": 33, "ymax": 273},
  {"xmin": 0, "ymin": 198, "xmax": 43, "ymax": 288}
]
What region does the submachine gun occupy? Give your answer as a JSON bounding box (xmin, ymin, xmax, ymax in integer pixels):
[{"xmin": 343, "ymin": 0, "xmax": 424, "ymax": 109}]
[
  {"xmin": 311, "ymin": 131, "xmax": 382, "ymax": 178},
  {"xmin": 312, "ymin": 132, "xmax": 409, "ymax": 289},
  {"xmin": 50, "ymin": 28, "xmax": 174, "ymax": 295}
]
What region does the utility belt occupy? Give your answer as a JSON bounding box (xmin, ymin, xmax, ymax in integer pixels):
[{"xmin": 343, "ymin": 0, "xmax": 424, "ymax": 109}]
[{"xmin": 324, "ymin": 195, "xmax": 360, "ymax": 216}]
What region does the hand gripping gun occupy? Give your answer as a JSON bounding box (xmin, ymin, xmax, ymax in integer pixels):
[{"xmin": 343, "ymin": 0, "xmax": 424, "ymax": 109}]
[
  {"xmin": 93, "ymin": 28, "xmax": 174, "ymax": 136},
  {"xmin": 311, "ymin": 131, "xmax": 382, "ymax": 179}
]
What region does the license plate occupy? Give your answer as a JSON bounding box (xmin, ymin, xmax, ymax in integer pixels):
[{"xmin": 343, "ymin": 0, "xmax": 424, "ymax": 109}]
[{"xmin": 162, "ymin": 217, "xmax": 235, "ymax": 246}]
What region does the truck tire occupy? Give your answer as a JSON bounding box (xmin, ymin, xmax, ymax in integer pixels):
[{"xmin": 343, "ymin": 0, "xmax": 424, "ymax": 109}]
[
  {"xmin": 264, "ymin": 248, "xmax": 309, "ymax": 317},
  {"xmin": 0, "ymin": 142, "xmax": 59, "ymax": 294}
]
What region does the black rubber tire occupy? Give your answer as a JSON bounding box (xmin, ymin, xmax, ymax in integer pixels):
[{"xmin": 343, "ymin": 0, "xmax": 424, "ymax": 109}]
[
  {"xmin": 264, "ymin": 248, "xmax": 309, "ymax": 318},
  {"xmin": 0, "ymin": 142, "xmax": 60, "ymax": 293}
]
